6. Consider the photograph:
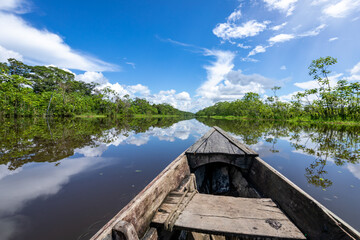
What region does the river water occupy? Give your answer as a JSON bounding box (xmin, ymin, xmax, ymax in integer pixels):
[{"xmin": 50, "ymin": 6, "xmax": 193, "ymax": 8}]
[{"xmin": 0, "ymin": 117, "xmax": 359, "ymax": 239}]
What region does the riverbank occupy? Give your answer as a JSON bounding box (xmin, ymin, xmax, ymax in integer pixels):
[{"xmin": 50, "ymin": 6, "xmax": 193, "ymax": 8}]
[
  {"xmin": 76, "ymin": 113, "xmax": 193, "ymax": 119},
  {"xmin": 196, "ymin": 115, "xmax": 360, "ymax": 126}
]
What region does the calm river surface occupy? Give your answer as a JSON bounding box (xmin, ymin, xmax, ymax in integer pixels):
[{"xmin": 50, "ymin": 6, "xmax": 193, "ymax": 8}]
[{"xmin": 0, "ymin": 117, "xmax": 359, "ymax": 239}]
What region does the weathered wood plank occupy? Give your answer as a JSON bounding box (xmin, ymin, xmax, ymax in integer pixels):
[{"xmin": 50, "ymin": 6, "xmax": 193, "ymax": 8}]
[
  {"xmin": 152, "ymin": 193, "xmax": 305, "ymax": 239},
  {"xmin": 141, "ymin": 228, "xmax": 158, "ymax": 240},
  {"xmin": 91, "ymin": 153, "xmax": 190, "ymax": 240},
  {"xmin": 197, "ymin": 131, "xmax": 237, "ymax": 154},
  {"xmin": 249, "ymin": 157, "xmax": 360, "ymax": 240},
  {"xmin": 187, "ymin": 128, "xmax": 215, "ymax": 153},
  {"xmin": 213, "ymin": 126, "xmax": 258, "ymax": 156}
]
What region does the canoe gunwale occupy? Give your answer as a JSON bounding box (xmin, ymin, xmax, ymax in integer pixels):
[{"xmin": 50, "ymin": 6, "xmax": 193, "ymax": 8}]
[
  {"xmin": 90, "ymin": 151, "xmax": 191, "ymax": 240},
  {"xmin": 249, "ymin": 156, "xmax": 360, "ymax": 240}
]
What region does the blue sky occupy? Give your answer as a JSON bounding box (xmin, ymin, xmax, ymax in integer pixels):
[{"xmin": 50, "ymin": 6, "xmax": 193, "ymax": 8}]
[{"xmin": 0, "ymin": 0, "xmax": 360, "ymax": 112}]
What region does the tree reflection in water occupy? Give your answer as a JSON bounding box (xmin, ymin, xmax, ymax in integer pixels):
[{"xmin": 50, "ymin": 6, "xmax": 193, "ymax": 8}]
[
  {"xmin": 197, "ymin": 117, "xmax": 360, "ymax": 188},
  {"xmin": 0, "ymin": 117, "xmax": 187, "ymax": 170}
]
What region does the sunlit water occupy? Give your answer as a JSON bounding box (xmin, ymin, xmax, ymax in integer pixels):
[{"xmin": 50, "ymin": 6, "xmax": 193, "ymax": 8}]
[{"xmin": 0, "ymin": 118, "xmax": 359, "ymax": 239}]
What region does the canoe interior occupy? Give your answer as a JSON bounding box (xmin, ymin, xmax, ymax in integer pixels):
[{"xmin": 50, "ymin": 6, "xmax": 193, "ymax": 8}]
[{"xmin": 91, "ymin": 127, "xmax": 360, "ymax": 240}]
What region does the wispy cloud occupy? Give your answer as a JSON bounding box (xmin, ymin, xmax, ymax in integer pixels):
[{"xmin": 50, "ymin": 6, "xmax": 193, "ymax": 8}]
[
  {"xmin": 323, "ymin": 0, "xmax": 360, "ymax": 18},
  {"xmin": 268, "ymin": 33, "xmax": 295, "ymax": 44},
  {"xmin": 0, "ymin": 0, "xmax": 117, "ymax": 71},
  {"xmin": 329, "ymin": 37, "xmax": 338, "ymax": 42},
  {"xmin": 271, "ymin": 22, "xmax": 288, "ymax": 31},
  {"xmin": 248, "ymin": 45, "xmax": 267, "ymax": 56}
]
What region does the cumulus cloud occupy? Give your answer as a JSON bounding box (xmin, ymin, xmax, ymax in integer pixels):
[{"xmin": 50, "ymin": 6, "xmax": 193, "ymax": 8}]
[
  {"xmin": 0, "ymin": 1, "xmax": 117, "ymax": 71},
  {"xmin": 213, "ymin": 20, "xmax": 270, "ymax": 41},
  {"xmin": 75, "ymin": 71, "xmax": 193, "ymax": 111},
  {"xmin": 75, "ymin": 71, "xmax": 108, "ymax": 85},
  {"xmin": 323, "ymin": 0, "xmax": 360, "ymax": 18},
  {"xmin": 196, "ymin": 49, "xmax": 275, "ymax": 106},
  {"xmin": 263, "ymin": 0, "xmax": 298, "ymax": 16}
]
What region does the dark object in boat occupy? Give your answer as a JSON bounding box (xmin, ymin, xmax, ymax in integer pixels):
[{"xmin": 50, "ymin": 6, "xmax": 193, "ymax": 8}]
[{"xmin": 91, "ymin": 127, "xmax": 360, "ymax": 240}]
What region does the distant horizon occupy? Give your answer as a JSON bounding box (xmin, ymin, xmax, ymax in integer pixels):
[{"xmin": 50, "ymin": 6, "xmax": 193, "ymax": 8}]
[{"xmin": 1, "ymin": 0, "xmax": 359, "ymax": 112}]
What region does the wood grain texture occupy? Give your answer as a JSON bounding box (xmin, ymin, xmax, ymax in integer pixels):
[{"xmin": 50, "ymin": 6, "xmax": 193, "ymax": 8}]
[
  {"xmin": 141, "ymin": 228, "xmax": 158, "ymax": 240},
  {"xmin": 187, "ymin": 128, "xmax": 215, "ymax": 153},
  {"xmin": 152, "ymin": 193, "xmax": 305, "ymax": 239},
  {"xmin": 249, "ymin": 157, "xmax": 360, "ymax": 240},
  {"xmin": 91, "ymin": 153, "xmax": 190, "ymax": 240}
]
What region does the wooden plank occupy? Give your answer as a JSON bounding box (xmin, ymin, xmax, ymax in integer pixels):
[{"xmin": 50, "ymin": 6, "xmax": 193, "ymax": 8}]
[
  {"xmin": 187, "ymin": 128, "xmax": 215, "ymax": 153},
  {"xmin": 91, "ymin": 153, "xmax": 190, "ymax": 240},
  {"xmin": 249, "ymin": 157, "xmax": 360, "ymax": 240},
  {"xmin": 213, "ymin": 126, "xmax": 258, "ymax": 156},
  {"xmin": 197, "ymin": 131, "xmax": 238, "ymax": 154},
  {"xmin": 141, "ymin": 228, "xmax": 158, "ymax": 240},
  {"xmin": 152, "ymin": 193, "xmax": 305, "ymax": 239}
]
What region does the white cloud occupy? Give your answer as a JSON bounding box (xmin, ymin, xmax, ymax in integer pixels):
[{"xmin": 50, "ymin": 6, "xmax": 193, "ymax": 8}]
[
  {"xmin": 248, "ymin": 45, "xmax": 267, "ymax": 56},
  {"xmin": 350, "ymin": 61, "xmax": 360, "ymax": 75},
  {"xmin": 294, "ymin": 73, "xmax": 342, "ymax": 89},
  {"xmin": 237, "ymin": 43, "xmax": 251, "ymax": 49},
  {"xmin": 280, "ymin": 65, "xmax": 286, "ymax": 70},
  {"xmin": 127, "ymin": 84, "xmax": 150, "ymax": 96},
  {"xmin": 196, "ymin": 49, "xmax": 275, "ymax": 106},
  {"xmin": 213, "ymin": 20, "xmax": 270, "ymax": 41},
  {"xmin": 329, "ymin": 37, "xmax": 338, "ymax": 42},
  {"xmin": 227, "ymin": 9, "xmax": 242, "ymax": 22},
  {"xmin": 149, "ymin": 90, "xmax": 192, "ymax": 111},
  {"xmin": 75, "ymin": 71, "xmax": 108, "ymax": 85},
  {"xmin": 0, "ymin": 45, "xmax": 23, "ymax": 62},
  {"xmin": 263, "ymin": 0, "xmax": 298, "ymax": 16},
  {"xmin": 268, "ymin": 33, "xmax": 295, "ymax": 44},
  {"xmin": 348, "ymin": 61, "xmax": 360, "ymax": 81},
  {"xmin": 323, "ymin": 0, "xmax": 360, "ymax": 18},
  {"xmin": 0, "ymin": 2, "xmax": 116, "ymax": 71},
  {"xmin": 76, "ymin": 71, "xmax": 193, "ymax": 111},
  {"xmin": 197, "ymin": 50, "xmax": 235, "ymax": 100},
  {"xmin": 271, "ymin": 22, "xmax": 288, "ymax": 31},
  {"xmin": 0, "ymin": 0, "xmax": 29, "ymax": 13}
]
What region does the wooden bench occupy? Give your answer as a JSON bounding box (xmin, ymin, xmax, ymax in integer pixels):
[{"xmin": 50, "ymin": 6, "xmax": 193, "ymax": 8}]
[{"xmin": 152, "ymin": 191, "xmax": 306, "ymax": 239}]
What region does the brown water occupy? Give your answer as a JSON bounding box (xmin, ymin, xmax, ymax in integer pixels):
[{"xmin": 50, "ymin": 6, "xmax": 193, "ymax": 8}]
[{"xmin": 0, "ymin": 117, "xmax": 359, "ymax": 239}]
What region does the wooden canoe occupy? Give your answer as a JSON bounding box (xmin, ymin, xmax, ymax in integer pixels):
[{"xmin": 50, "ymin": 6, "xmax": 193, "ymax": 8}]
[{"xmin": 91, "ymin": 126, "xmax": 360, "ymax": 240}]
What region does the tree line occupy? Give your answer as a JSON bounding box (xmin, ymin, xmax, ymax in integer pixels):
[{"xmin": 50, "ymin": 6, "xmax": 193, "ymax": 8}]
[
  {"xmin": 196, "ymin": 57, "xmax": 360, "ymax": 122},
  {"xmin": 0, "ymin": 59, "xmax": 193, "ymax": 118}
]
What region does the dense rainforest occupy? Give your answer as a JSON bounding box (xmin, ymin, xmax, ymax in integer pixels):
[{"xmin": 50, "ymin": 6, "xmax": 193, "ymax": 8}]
[
  {"xmin": 196, "ymin": 57, "xmax": 360, "ymax": 122},
  {"xmin": 0, "ymin": 59, "xmax": 192, "ymax": 118}
]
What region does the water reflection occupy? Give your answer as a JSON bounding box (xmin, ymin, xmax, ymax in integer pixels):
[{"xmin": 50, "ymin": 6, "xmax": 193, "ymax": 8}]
[
  {"xmin": 197, "ymin": 117, "xmax": 360, "ymax": 188},
  {"xmin": 0, "ymin": 117, "xmax": 192, "ymax": 170},
  {"xmin": 0, "ymin": 117, "xmax": 359, "ymax": 239}
]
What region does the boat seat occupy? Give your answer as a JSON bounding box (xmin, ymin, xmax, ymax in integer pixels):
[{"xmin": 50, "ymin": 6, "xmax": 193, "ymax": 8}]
[{"xmin": 151, "ymin": 191, "xmax": 306, "ymax": 239}]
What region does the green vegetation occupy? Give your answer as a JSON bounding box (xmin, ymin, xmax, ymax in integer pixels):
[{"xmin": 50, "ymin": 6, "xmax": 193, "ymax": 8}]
[
  {"xmin": 0, "ymin": 59, "xmax": 193, "ymax": 118},
  {"xmin": 196, "ymin": 57, "xmax": 360, "ymax": 123},
  {"xmin": 197, "ymin": 117, "xmax": 360, "ymax": 188}
]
